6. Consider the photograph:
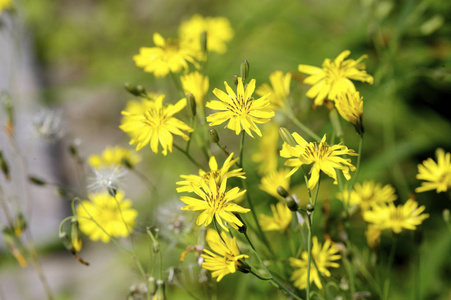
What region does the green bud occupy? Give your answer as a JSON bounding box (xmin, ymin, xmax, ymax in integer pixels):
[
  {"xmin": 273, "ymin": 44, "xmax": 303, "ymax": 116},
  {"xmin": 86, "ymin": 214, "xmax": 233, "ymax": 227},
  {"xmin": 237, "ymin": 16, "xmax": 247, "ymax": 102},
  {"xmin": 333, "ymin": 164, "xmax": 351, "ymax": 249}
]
[
  {"xmin": 0, "ymin": 149, "xmax": 10, "ymax": 180},
  {"xmin": 200, "ymin": 30, "xmax": 208, "ymax": 54},
  {"xmin": 233, "ymin": 74, "xmax": 238, "ymax": 86},
  {"xmin": 121, "ymin": 158, "xmax": 133, "ymax": 170},
  {"xmin": 306, "ymin": 203, "xmax": 314, "ymax": 212},
  {"xmin": 136, "ymin": 85, "xmax": 146, "ymax": 95},
  {"xmin": 29, "ymin": 176, "xmax": 46, "ymax": 186},
  {"xmin": 69, "ymin": 144, "xmax": 78, "ymax": 157},
  {"xmin": 277, "ymin": 186, "xmax": 289, "ymax": 198},
  {"xmin": 237, "ymin": 259, "xmax": 252, "ymax": 274},
  {"xmin": 209, "ymin": 129, "xmax": 220, "ymax": 143},
  {"xmin": 240, "ymin": 60, "xmax": 250, "ymax": 82},
  {"xmin": 154, "ymin": 280, "xmax": 166, "ymax": 300},
  {"xmin": 285, "ymin": 195, "xmax": 298, "ymax": 211},
  {"xmin": 59, "ymin": 231, "xmax": 74, "ymax": 253},
  {"xmin": 148, "ymin": 277, "xmax": 157, "ymax": 295},
  {"xmin": 354, "ymin": 117, "xmax": 365, "ymax": 136},
  {"xmin": 186, "ymin": 94, "xmax": 196, "ymax": 118},
  {"xmin": 443, "ymin": 209, "xmax": 450, "ymax": 223},
  {"xmin": 124, "ymin": 82, "xmax": 140, "ymax": 96},
  {"xmin": 14, "ymin": 213, "xmax": 27, "ymax": 237},
  {"xmin": 279, "ymin": 127, "xmax": 296, "ymax": 147},
  {"xmin": 71, "ymin": 218, "xmax": 82, "ymax": 253}
]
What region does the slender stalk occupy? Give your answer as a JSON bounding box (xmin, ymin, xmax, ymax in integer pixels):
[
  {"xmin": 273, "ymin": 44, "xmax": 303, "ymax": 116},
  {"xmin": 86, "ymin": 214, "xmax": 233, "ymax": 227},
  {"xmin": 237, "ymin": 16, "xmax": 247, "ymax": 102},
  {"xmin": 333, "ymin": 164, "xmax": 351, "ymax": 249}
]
[
  {"xmin": 383, "ymin": 235, "xmax": 398, "ymax": 299},
  {"xmin": 174, "ymin": 144, "xmax": 203, "ymax": 169},
  {"xmin": 283, "ymin": 109, "xmax": 321, "ymax": 141},
  {"xmin": 306, "ymin": 213, "xmax": 312, "ymax": 300},
  {"xmin": 350, "ymin": 135, "xmax": 364, "ymax": 187}
]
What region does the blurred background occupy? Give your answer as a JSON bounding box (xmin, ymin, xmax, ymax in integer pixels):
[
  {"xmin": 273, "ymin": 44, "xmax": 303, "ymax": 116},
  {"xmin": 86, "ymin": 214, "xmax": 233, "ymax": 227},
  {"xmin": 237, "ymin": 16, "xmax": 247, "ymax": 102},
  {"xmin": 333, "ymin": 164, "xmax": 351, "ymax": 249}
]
[{"xmin": 0, "ymin": 0, "xmax": 450, "ymax": 299}]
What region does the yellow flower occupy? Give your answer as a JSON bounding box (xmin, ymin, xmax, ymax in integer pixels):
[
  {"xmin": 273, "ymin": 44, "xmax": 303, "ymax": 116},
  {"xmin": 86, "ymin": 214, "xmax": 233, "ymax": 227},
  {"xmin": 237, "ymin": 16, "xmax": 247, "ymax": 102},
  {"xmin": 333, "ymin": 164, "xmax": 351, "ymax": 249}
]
[
  {"xmin": 180, "ymin": 71, "xmax": 209, "ymax": 107},
  {"xmin": 133, "ymin": 33, "xmax": 198, "ymax": 77},
  {"xmin": 280, "ymin": 133, "xmax": 357, "ymax": 190},
  {"xmin": 179, "ymin": 14, "xmax": 234, "ymax": 54},
  {"xmin": 76, "ymin": 191, "xmax": 137, "ymax": 243},
  {"xmin": 256, "ymin": 71, "xmax": 291, "ymax": 110},
  {"xmin": 259, "ymin": 202, "xmax": 292, "ymax": 232},
  {"xmin": 259, "ymin": 168, "xmax": 291, "ymax": 200},
  {"xmin": 206, "ymin": 77, "xmax": 274, "ymax": 137},
  {"xmin": 363, "ymin": 199, "xmax": 429, "ymax": 234},
  {"xmin": 290, "ymin": 237, "xmax": 341, "ymax": 290},
  {"xmin": 88, "ymin": 145, "xmax": 141, "ymax": 169},
  {"xmin": 365, "ymin": 225, "xmax": 381, "ymax": 249},
  {"xmin": 335, "ymin": 90, "xmax": 364, "ymax": 134},
  {"xmin": 415, "ymin": 148, "xmax": 451, "ymax": 193},
  {"xmin": 201, "ymin": 229, "xmax": 249, "ymax": 282},
  {"xmin": 338, "ymin": 181, "xmax": 397, "ymax": 212},
  {"xmin": 251, "ymin": 123, "xmax": 280, "ymax": 175},
  {"xmin": 298, "ymin": 50, "xmax": 373, "ymax": 106},
  {"xmin": 119, "ymin": 95, "xmax": 193, "ymax": 155},
  {"xmin": 180, "ymin": 177, "xmax": 249, "ymax": 231},
  {"xmin": 176, "ymin": 152, "xmax": 245, "ymax": 193}
]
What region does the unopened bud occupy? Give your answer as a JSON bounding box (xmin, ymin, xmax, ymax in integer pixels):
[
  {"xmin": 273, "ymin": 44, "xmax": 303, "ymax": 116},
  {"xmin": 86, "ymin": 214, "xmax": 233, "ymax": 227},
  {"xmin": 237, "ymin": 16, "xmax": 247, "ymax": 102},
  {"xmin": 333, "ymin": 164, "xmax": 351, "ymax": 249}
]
[
  {"xmin": 279, "ymin": 127, "xmax": 297, "ymax": 147},
  {"xmin": 233, "ymin": 74, "xmax": 238, "ymax": 86},
  {"xmin": 306, "ymin": 203, "xmax": 314, "ymax": 213},
  {"xmin": 124, "ymin": 82, "xmax": 141, "ymax": 96},
  {"xmin": 148, "ymin": 277, "xmax": 157, "ymax": 295},
  {"xmin": 240, "ymin": 60, "xmax": 250, "ymax": 82},
  {"xmin": 209, "ymin": 129, "xmax": 219, "ymax": 143},
  {"xmin": 59, "ymin": 231, "xmax": 74, "ymax": 253},
  {"xmin": 71, "ymin": 218, "xmax": 82, "ymax": 253},
  {"xmin": 136, "ymin": 85, "xmax": 146, "ymax": 95},
  {"xmin": 121, "ymin": 158, "xmax": 133, "ymax": 170},
  {"xmin": 154, "ymin": 280, "xmax": 166, "ymax": 300},
  {"xmin": 200, "ymin": 31, "xmax": 208, "ymax": 54},
  {"xmin": 14, "ymin": 213, "xmax": 27, "ymax": 237},
  {"xmin": 186, "ymin": 94, "xmax": 196, "ymax": 118},
  {"xmin": 29, "ymin": 176, "xmax": 46, "ymax": 186},
  {"xmin": 277, "ymin": 186, "xmax": 289, "ymax": 198},
  {"xmin": 443, "ymin": 209, "xmax": 450, "ymax": 223},
  {"xmin": 0, "ymin": 149, "xmax": 10, "ymax": 180},
  {"xmin": 285, "ymin": 195, "xmax": 298, "ymax": 211}
]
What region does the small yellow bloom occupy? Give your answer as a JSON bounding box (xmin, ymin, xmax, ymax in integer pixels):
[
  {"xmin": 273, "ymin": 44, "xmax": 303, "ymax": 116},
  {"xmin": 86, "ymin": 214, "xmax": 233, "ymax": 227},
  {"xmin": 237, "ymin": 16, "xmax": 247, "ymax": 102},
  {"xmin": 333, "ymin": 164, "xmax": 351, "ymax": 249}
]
[
  {"xmin": 76, "ymin": 191, "xmax": 137, "ymax": 243},
  {"xmin": 201, "ymin": 229, "xmax": 249, "ymax": 282},
  {"xmin": 251, "ymin": 123, "xmax": 280, "ymax": 175},
  {"xmin": 335, "ymin": 90, "xmax": 364, "ymax": 134},
  {"xmin": 365, "ymin": 225, "xmax": 381, "ymax": 249},
  {"xmin": 179, "ymin": 14, "xmax": 234, "ymax": 54},
  {"xmin": 298, "ymin": 50, "xmax": 373, "ymax": 106},
  {"xmin": 280, "ymin": 133, "xmax": 357, "ymax": 190},
  {"xmin": 88, "ymin": 145, "xmax": 141, "ymax": 169},
  {"xmin": 338, "ymin": 181, "xmax": 397, "ymax": 212},
  {"xmin": 259, "ymin": 202, "xmax": 292, "ymax": 232},
  {"xmin": 207, "ymin": 77, "xmax": 274, "ymax": 137},
  {"xmin": 290, "ymin": 237, "xmax": 341, "ymax": 290},
  {"xmin": 180, "ymin": 71, "xmax": 209, "ymax": 107},
  {"xmin": 133, "ymin": 33, "xmax": 198, "ymax": 77},
  {"xmin": 256, "ymin": 71, "xmax": 291, "ymax": 110},
  {"xmin": 363, "ymin": 199, "xmax": 429, "ymax": 234},
  {"xmin": 120, "ymin": 95, "xmax": 193, "ymax": 155},
  {"xmin": 176, "ymin": 152, "xmax": 245, "ymax": 193},
  {"xmin": 180, "ymin": 177, "xmax": 249, "ymax": 231},
  {"xmin": 415, "ymin": 148, "xmax": 451, "ymax": 193},
  {"xmin": 259, "ymin": 168, "xmax": 291, "ymax": 200}
]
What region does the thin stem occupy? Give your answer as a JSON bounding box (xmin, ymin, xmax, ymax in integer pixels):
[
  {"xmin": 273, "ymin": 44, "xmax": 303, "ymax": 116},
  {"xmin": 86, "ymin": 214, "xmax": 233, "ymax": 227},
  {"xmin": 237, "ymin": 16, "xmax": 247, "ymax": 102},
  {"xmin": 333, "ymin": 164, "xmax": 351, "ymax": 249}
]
[
  {"xmin": 239, "ymin": 130, "xmax": 245, "ymax": 168},
  {"xmin": 283, "ymin": 109, "xmax": 321, "ymax": 141},
  {"xmin": 174, "ymin": 144, "xmax": 203, "ymax": 169},
  {"xmin": 306, "ymin": 213, "xmax": 312, "ymax": 300},
  {"xmin": 383, "ymin": 235, "xmax": 398, "ymax": 299},
  {"xmin": 350, "ymin": 135, "xmax": 364, "ymax": 187}
]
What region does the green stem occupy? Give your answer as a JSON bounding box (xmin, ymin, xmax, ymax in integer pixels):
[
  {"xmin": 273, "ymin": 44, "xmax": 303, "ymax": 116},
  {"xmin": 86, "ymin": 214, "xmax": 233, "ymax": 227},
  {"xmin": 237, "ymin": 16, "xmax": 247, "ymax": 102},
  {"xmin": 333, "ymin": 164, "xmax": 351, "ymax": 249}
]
[
  {"xmin": 284, "ymin": 109, "xmax": 321, "ymax": 141},
  {"xmin": 306, "ymin": 213, "xmax": 312, "ymax": 300},
  {"xmin": 239, "ymin": 130, "xmax": 245, "ymax": 168},
  {"xmin": 351, "ymin": 135, "xmax": 364, "ymax": 187},
  {"xmin": 383, "ymin": 235, "xmax": 398, "ymax": 299},
  {"xmin": 174, "ymin": 144, "xmax": 203, "ymax": 169},
  {"xmin": 170, "ymin": 71, "xmax": 185, "ymax": 98}
]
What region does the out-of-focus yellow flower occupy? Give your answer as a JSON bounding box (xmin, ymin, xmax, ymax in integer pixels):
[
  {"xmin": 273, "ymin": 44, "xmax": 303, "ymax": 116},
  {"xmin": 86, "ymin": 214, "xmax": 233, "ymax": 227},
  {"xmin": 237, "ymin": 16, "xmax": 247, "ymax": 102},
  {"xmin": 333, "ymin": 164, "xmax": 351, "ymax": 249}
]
[
  {"xmin": 290, "ymin": 237, "xmax": 341, "ymax": 290},
  {"xmin": 298, "ymin": 50, "xmax": 373, "ymax": 106},
  {"xmin": 120, "ymin": 95, "xmax": 193, "ymax": 155},
  {"xmin": 335, "ymin": 90, "xmax": 364, "ymax": 134},
  {"xmin": 201, "ymin": 229, "xmax": 249, "ymax": 282},
  {"xmin": 133, "ymin": 33, "xmax": 198, "ymax": 77},
  {"xmin": 207, "ymin": 77, "xmax": 274, "ymax": 137},
  {"xmin": 88, "ymin": 146, "xmax": 141, "ymax": 169},
  {"xmin": 338, "ymin": 181, "xmax": 397, "ymax": 212},
  {"xmin": 415, "ymin": 148, "xmax": 451, "ymax": 193},
  {"xmin": 256, "ymin": 71, "xmax": 291, "ymax": 110},
  {"xmin": 259, "ymin": 168, "xmax": 291, "ymax": 200},
  {"xmin": 179, "ymin": 14, "xmax": 234, "ymax": 54},
  {"xmin": 0, "ymin": 0, "xmax": 12, "ymax": 15},
  {"xmin": 176, "ymin": 153, "xmax": 245, "ymax": 193},
  {"xmin": 76, "ymin": 191, "xmax": 137, "ymax": 243},
  {"xmin": 280, "ymin": 133, "xmax": 357, "ymax": 190},
  {"xmin": 363, "ymin": 199, "xmax": 429, "ymax": 234},
  {"xmin": 180, "ymin": 177, "xmax": 249, "ymax": 231},
  {"xmin": 365, "ymin": 225, "xmax": 381, "ymax": 249},
  {"xmin": 252, "ymin": 123, "xmax": 279, "ymax": 175},
  {"xmin": 180, "ymin": 71, "xmax": 209, "ymax": 107},
  {"xmin": 259, "ymin": 202, "xmax": 292, "ymax": 232}
]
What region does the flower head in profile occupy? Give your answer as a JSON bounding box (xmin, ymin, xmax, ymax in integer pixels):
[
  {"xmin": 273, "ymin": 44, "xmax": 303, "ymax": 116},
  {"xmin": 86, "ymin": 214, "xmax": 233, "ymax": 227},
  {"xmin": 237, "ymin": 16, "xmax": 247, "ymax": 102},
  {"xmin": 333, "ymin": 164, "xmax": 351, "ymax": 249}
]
[
  {"xmin": 252, "ymin": 123, "xmax": 280, "ymax": 175},
  {"xmin": 119, "ymin": 95, "xmax": 193, "ymax": 155},
  {"xmin": 363, "ymin": 199, "xmax": 429, "ymax": 234},
  {"xmin": 206, "ymin": 77, "xmax": 274, "ymax": 137},
  {"xmin": 338, "ymin": 181, "xmax": 397, "ymax": 212},
  {"xmin": 256, "ymin": 71, "xmax": 291, "ymax": 110},
  {"xmin": 415, "ymin": 148, "xmax": 451, "ymax": 193},
  {"xmin": 177, "ymin": 153, "xmax": 245, "ymax": 193},
  {"xmin": 201, "ymin": 229, "xmax": 249, "ymax": 282},
  {"xmin": 133, "ymin": 33, "xmax": 198, "ymax": 77},
  {"xmin": 335, "ymin": 89, "xmax": 364, "ymax": 135},
  {"xmin": 88, "ymin": 146, "xmax": 141, "ymax": 169},
  {"xmin": 76, "ymin": 191, "xmax": 137, "ymax": 243},
  {"xmin": 180, "ymin": 177, "xmax": 249, "ymax": 231},
  {"xmin": 179, "ymin": 14, "xmax": 234, "ymax": 54},
  {"xmin": 290, "ymin": 237, "xmax": 341, "ymax": 290},
  {"xmin": 180, "ymin": 71, "xmax": 209, "ymax": 107},
  {"xmin": 298, "ymin": 50, "xmax": 373, "ymax": 106},
  {"xmin": 280, "ymin": 133, "xmax": 357, "ymax": 190},
  {"xmin": 259, "ymin": 168, "xmax": 291, "ymax": 200},
  {"xmin": 259, "ymin": 202, "xmax": 292, "ymax": 232}
]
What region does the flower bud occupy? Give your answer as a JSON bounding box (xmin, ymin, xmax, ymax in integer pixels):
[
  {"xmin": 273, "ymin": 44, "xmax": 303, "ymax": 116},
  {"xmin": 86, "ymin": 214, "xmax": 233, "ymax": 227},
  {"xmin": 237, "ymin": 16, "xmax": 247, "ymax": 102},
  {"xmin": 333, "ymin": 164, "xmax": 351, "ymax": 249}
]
[
  {"xmin": 306, "ymin": 203, "xmax": 314, "ymax": 213},
  {"xmin": 279, "ymin": 127, "xmax": 296, "ymax": 147},
  {"xmin": 0, "ymin": 149, "xmax": 10, "ymax": 181},
  {"xmin": 153, "ymin": 280, "xmax": 166, "ymax": 300},
  {"xmin": 186, "ymin": 94, "xmax": 196, "ymax": 118},
  {"xmin": 29, "ymin": 176, "xmax": 46, "ymax": 186},
  {"xmin": 209, "ymin": 129, "xmax": 220, "ymax": 143},
  {"xmin": 59, "ymin": 230, "xmax": 74, "ymax": 253},
  {"xmin": 2, "ymin": 228, "xmax": 27, "ymax": 267},
  {"xmin": 277, "ymin": 186, "xmax": 289, "ymax": 198},
  {"xmin": 200, "ymin": 30, "xmax": 208, "ymax": 54},
  {"xmin": 285, "ymin": 195, "xmax": 298, "ymax": 211},
  {"xmin": 148, "ymin": 277, "xmax": 157, "ymax": 295},
  {"xmin": 71, "ymin": 217, "xmax": 82, "ymax": 253},
  {"xmin": 124, "ymin": 82, "xmax": 141, "ymax": 96},
  {"xmin": 240, "ymin": 60, "xmax": 250, "ymax": 82},
  {"xmin": 443, "ymin": 209, "xmax": 450, "ymax": 223},
  {"xmin": 14, "ymin": 213, "xmax": 27, "ymax": 237},
  {"xmin": 233, "ymin": 74, "xmax": 238, "ymax": 86}
]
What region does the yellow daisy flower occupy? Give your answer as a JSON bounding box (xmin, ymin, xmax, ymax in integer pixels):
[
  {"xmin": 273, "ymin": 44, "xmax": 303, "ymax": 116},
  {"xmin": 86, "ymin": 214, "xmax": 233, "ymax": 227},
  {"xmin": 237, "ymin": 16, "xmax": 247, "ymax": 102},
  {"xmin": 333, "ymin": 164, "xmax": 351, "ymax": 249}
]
[
  {"xmin": 179, "ymin": 14, "xmax": 234, "ymax": 54},
  {"xmin": 280, "ymin": 133, "xmax": 357, "ymax": 190},
  {"xmin": 206, "ymin": 77, "xmax": 274, "ymax": 137},
  {"xmin": 289, "ymin": 237, "xmax": 341, "ymax": 290},
  {"xmin": 176, "ymin": 152, "xmax": 245, "ymax": 193},
  {"xmin": 259, "ymin": 168, "xmax": 291, "ymax": 200},
  {"xmin": 251, "ymin": 123, "xmax": 280, "ymax": 175},
  {"xmin": 133, "ymin": 33, "xmax": 198, "ymax": 77},
  {"xmin": 415, "ymin": 148, "xmax": 451, "ymax": 193},
  {"xmin": 338, "ymin": 181, "xmax": 397, "ymax": 212},
  {"xmin": 201, "ymin": 229, "xmax": 249, "ymax": 282},
  {"xmin": 256, "ymin": 71, "xmax": 291, "ymax": 110},
  {"xmin": 88, "ymin": 145, "xmax": 141, "ymax": 169},
  {"xmin": 298, "ymin": 50, "xmax": 373, "ymax": 106},
  {"xmin": 180, "ymin": 177, "xmax": 249, "ymax": 231},
  {"xmin": 363, "ymin": 199, "xmax": 429, "ymax": 234},
  {"xmin": 335, "ymin": 89, "xmax": 364, "ymax": 134},
  {"xmin": 259, "ymin": 202, "xmax": 292, "ymax": 232},
  {"xmin": 119, "ymin": 95, "xmax": 193, "ymax": 155},
  {"xmin": 76, "ymin": 191, "xmax": 137, "ymax": 243},
  {"xmin": 180, "ymin": 71, "xmax": 209, "ymax": 107}
]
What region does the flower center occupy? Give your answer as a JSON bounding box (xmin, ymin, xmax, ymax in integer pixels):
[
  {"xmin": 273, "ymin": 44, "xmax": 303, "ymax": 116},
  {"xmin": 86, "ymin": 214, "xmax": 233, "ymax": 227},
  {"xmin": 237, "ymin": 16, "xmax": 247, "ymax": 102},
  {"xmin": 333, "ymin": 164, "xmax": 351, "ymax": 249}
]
[
  {"xmin": 227, "ymin": 94, "xmax": 253, "ymax": 117},
  {"xmin": 144, "ymin": 107, "xmax": 167, "ymax": 127},
  {"xmin": 302, "ymin": 141, "xmax": 330, "ymax": 162}
]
